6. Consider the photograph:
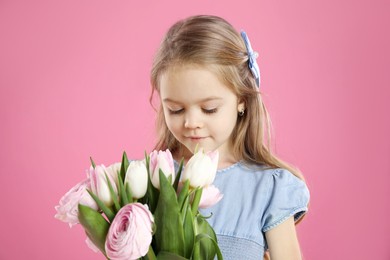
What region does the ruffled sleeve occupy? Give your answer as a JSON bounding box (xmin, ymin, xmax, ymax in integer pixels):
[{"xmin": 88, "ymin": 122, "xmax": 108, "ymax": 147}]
[{"xmin": 261, "ymin": 168, "xmax": 310, "ymax": 232}]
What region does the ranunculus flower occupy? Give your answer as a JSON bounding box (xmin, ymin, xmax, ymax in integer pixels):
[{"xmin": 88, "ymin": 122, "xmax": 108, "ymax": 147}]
[
  {"xmin": 182, "ymin": 150, "xmax": 219, "ymax": 188},
  {"xmin": 124, "ymin": 160, "xmax": 148, "ymax": 199},
  {"xmin": 105, "ymin": 203, "xmax": 154, "ymax": 260},
  {"xmin": 199, "ymin": 185, "xmax": 223, "ymax": 209},
  {"xmin": 54, "ymin": 179, "xmax": 98, "ymax": 227},
  {"xmin": 149, "ymin": 149, "xmax": 175, "ymax": 189},
  {"xmin": 89, "ymin": 164, "xmax": 118, "ymax": 207}
]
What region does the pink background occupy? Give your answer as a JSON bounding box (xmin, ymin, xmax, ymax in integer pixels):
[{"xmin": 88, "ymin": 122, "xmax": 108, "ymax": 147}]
[{"xmin": 1, "ymin": 1, "xmax": 389, "ymax": 259}]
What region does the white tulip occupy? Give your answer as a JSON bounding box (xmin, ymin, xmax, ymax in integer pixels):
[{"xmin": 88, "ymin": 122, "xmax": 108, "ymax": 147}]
[
  {"xmin": 124, "ymin": 160, "xmax": 148, "ymax": 199},
  {"xmin": 182, "ymin": 150, "xmax": 219, "ymax": 188}
]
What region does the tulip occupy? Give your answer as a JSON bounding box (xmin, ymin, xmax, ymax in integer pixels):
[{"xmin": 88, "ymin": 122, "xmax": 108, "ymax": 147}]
[
  {"xmin": 124, "ymin": 160, "xmax": 148, "ymax": 199},
  {"xmin": 89, "ymin": 164, "xmax": 118, "ymax": 207},
  {"xmin": 105, "ymin": 162, "xmax": 121, "ymax": 186},
  {"xmin": 105, "ymin": 203, "xmax": 154, "ymax": 260},
  {"xmin": 54, "ymin": 179, "xmax": 98, "ymax": 227},
  {"xmin": 149, "ymin": 149, "xmax": 175, "ymax": 189},
  {"xmin": 199, "ymin": 185, "xmax": 223, "ymax": 209},
  {"xmin": 182, "ymin": 150, "xmax": 219, "ymax": 188}
]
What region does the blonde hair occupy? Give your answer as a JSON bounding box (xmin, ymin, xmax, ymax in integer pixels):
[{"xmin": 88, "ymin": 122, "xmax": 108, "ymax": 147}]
[{"xmin": 150, "ymin": 15, "xmax": 304, "ymax": 181}]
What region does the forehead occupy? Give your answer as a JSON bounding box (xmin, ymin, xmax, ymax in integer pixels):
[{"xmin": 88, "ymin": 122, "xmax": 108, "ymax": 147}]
[{"xmin": 159, "ymin": 64, "xmax": 237, "ymax": 103}]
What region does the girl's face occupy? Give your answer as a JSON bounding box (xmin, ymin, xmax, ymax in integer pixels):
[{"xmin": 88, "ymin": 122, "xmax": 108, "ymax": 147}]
[{"xmin": 159, "ymin": 65, "xmax": 243, "ymax": 164}]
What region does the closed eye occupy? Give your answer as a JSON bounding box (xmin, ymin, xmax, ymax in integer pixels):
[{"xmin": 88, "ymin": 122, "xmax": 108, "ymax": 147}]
[
  {"xmin": 168, "ymin": 108, "xmax": 184, "ymax": 115},
  {"xmin": 202, "ymin": 108, "xmax": 218, "ymax": 114}
]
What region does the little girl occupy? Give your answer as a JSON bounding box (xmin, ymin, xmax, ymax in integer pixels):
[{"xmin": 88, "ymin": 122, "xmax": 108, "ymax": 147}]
[{"xmin": 150, "ymin": 15, "xmax": 310, "ymax": 260}]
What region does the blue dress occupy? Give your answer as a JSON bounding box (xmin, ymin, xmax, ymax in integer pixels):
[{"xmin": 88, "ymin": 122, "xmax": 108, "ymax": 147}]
[{"xmin": 180, "ymin": 161, "xmax": 310, "ymax": 259}]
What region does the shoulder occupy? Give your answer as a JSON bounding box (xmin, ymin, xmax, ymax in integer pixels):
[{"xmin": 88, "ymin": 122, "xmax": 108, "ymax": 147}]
[
  {"xmin": 227, "ymin": 162, "xmax": 299, "ymax": 181},
  {"xmin": 215, "ymin": 162, "xmax": 275, "ymax": 188},
  {"xmin": 260, "ymin": 167, "xmax": 310, "ymax": 232}
]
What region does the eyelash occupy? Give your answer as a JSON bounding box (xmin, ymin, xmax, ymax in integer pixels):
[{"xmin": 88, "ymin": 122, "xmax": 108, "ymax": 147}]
[
  {"xmin": 169, "ymin": 109, "xmax": 184, "ymax": 115},
  {"xmin": 202, "ymin": 108, "xmax": 218, "ymax": 114},
  {"xmin": 168, "ymin": 108, "xmax": 218, "ymax": 115}
]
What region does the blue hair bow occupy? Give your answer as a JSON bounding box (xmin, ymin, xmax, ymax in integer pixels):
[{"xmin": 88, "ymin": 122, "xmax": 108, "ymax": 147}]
[{"xmin": 241, "ymin": 31, "xmax": 261, "ymax": 88}]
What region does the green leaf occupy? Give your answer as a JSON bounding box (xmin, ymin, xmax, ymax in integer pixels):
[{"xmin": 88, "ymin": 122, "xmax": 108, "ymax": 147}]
[
  {"xmin": 192, "ymin": 216, "xmax": 221, "ymax": 260},
  {"xmin": 193, "ymin": 233, "xmax": 223, "ymax": 260},
  {"xmin": 120, "ymin": 151, "xmax": 129, "ymax": 182},
  {"xmin": 194, "ymin": 215, "xmax": 218, "ymax": 242},
  {"xmin": 143, "ymin": 246, "xmax": 157, "ymax": 260},
  {"xmin": 182, "ymin": 204, "xmax": 195, "ymax": 258},
  {"xmin": 154, "ymin": 170, "xmax": 185, "ymax": 256},
  {"xmin": 117, "ymin": 171, "xmax": 129, "ymax": 206},
  {"xmin": 156, "ymin": 251, "xmax": 188, "ymax": 260},
  {"xmin": 90, "ymin": 157, "xmax": 96, "ymax": 169},
  {"xmin": 173, "ymin": 158, "xmax": 184, "ymax": 191},
  {"xmin": 105, "ymin": 172, "xmax": 120, "ymax": 213},
  {"xmin": 125, "ymin": 182, "xmax": 133, "ymax": 204},
  {"xmin": 177, "ymin": 180, "xmax": 190, "ymax": 212},
  {"xmin": 78, "ymin": 204, "xmax": 110, "ymax": 257},
  {"xmin": 191, "ymin": 188, "xmax": 203, "ymax": 216},
  {"xmin": 143, "ymin": 153, "xmax": 159, "ymax": 213},
  {"xmin": 87, "ymin": 189, "xmax": 115, "ymax": 222}
]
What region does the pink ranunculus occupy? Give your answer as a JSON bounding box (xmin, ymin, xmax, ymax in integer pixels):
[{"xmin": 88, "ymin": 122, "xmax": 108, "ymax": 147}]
[
  {"xmin": 54, "ymin": 179, "xmax": 98, "ymax": 227},
  {"xmin": 89, "ymin": 164, "xmax": 118, "ymax": 207},
  {"xmin": 199, "ymin": 185, "xmax": 224, "ymax": 209},
  {"xmin": 105, "ymin": 203, "xmax": 154, "ymax": 260},
  {"xmin": 149, "ymin": 149, "xmax": 175, "ymax": 189}
]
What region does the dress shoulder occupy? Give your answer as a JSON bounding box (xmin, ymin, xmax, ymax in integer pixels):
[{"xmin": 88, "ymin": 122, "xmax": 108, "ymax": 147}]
[{"xmin": 261, "ymin": 168, "xmax": 310, "ymax": 232}]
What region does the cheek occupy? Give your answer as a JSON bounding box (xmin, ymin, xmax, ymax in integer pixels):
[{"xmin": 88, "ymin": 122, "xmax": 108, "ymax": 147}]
[
  {"xmin": 212, "ymin": 111, "xmax": 237, "ymax": 134},
  {"xmin": 164, "ymin": 115, "xmax": 182, "ymax": 134}
]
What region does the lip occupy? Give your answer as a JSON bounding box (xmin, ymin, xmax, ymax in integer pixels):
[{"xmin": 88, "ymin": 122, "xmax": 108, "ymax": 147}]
[{"xmin": 186, "ymin": 136, "xmax": 207, "ymax": 141}]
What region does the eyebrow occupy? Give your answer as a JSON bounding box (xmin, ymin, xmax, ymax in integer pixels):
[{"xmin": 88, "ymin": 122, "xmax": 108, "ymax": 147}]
[{"xmin": 163, "ymin": 97, "xmax": 223, "ymax": 103}]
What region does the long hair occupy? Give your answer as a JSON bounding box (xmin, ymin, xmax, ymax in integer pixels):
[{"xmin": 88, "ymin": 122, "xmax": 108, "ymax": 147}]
[{"xmin": 150, "ymin": 15, "xmax": 304, "ymax": 181}]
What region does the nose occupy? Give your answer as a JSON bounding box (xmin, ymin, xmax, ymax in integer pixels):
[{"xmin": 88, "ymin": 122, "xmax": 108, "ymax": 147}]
[{"xmin": 184, "ymin": 111, "xmax": 203, "ymax": 129}]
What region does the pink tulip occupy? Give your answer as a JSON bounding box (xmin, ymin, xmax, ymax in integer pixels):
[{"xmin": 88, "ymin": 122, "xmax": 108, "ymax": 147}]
[
  {"xmin": 89, "ymin": 164, "xmax": 118, "ymax": 207},
  {"xmin": 105, "ymin": 162, "xmax": 121, "ymax": 187},
  {"xmin": 105, "ymin": 203, "xmax": 154, "ymax": 260},
  {"xmin": 149, "ymin": 150, "xmax": 175, "ymax": 189},
  {"xmin": 54, "ymin": 179, "xmax": 98, "ymax": 227},
  {"xmin": 199, "ymin": 185, "xmax": 223, "ymax": 209}
]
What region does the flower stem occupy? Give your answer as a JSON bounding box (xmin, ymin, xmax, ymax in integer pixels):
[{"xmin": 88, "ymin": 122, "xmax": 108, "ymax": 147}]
[
  {"xmin": 191, "ymin": 188, "xmax": 203, "ymax": 216},
  {"xmin": 144, "ymin": 245, "xmax": 156, "ymax": 260}
]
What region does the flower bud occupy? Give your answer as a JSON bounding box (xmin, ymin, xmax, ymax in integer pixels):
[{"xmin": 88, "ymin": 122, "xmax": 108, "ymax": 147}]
[
  {"xmin": 105, "ymin": 162, "xmax": 121, "ymax": 186},
  {"xmin": 199, "ymin": 185, "xmax": 223, "ymax": 209},
  {"xmin": 124, "ymin": 160, "xmax": 148, "ymax": 199},
  {"xmin": 182, "ymin": 150, "xmax": 219, "ymax": 188},
  {"xmin": 89, "ymin": 165, "xmax": 118, "ymax": 207},
  {"xmin": 149, "ymin": 149, "xmax": 175, "ymax": 189}
]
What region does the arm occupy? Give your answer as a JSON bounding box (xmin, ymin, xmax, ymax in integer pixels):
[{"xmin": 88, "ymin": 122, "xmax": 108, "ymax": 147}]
[{"xmin": 265, "ymin": 216, "xmax": 302, "ymax": 260}]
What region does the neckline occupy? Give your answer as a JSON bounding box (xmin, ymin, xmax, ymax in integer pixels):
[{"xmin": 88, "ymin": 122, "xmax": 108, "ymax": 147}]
[{"xmin": 217, "ymin": 161, "xmax": 241, "ymax": 173}]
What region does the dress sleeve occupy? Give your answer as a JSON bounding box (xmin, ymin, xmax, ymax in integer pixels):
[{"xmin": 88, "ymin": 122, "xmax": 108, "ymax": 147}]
[{"xmin": 261, "ymin": 168, "xmax": 310, "ymax": 233}]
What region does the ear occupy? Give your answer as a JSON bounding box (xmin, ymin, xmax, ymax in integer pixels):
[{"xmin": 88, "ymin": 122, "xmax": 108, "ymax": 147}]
[{"xmin": 237, "ymin": 101, "xmax": 245, "ymax": 112}]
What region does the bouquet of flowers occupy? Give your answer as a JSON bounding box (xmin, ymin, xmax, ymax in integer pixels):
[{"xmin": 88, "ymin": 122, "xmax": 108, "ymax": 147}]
[{"xmin": 55, "ymin": 149, "xmax": 223, "ymax": 260}]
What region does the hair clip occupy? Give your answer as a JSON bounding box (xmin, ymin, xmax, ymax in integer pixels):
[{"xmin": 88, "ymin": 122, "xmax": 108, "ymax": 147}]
[{"xmin": 241, "ymin": 31, "xmax": 261, "ymax": 88}]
